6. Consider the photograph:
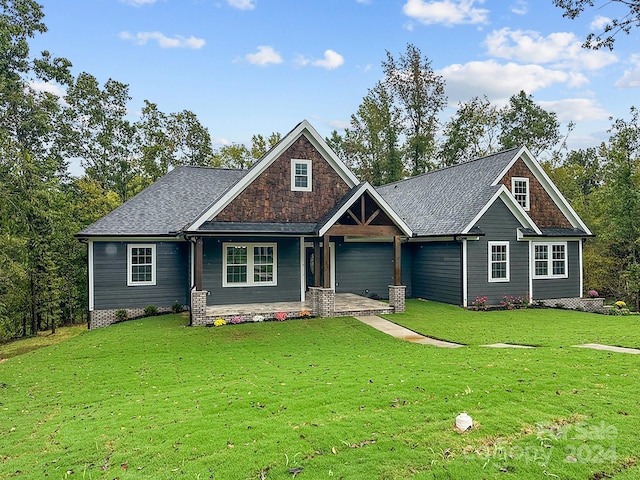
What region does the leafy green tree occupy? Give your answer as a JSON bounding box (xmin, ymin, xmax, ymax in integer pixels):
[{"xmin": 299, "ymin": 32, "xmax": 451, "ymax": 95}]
[
  {"xmin": 167, "ymin": 109, "xmax": 214, "ymax": 167},
  {"xmin": 214, "ymin": 133, "xmax": 281, "ymax": 169},
  {"xmin": 438, "ymin": 96, "xmax": 500, "ymax": 166},
  {"xmin": 499, "ymin": 91, "xmax": 561, "ymax": 158},
  {"xmin": 553, "ymin": 0, "xmax": 640, "ymax": 49}
]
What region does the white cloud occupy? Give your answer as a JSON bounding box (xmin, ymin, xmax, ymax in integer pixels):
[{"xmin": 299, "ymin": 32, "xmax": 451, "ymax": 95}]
[
  {"xmin": 312, "ymin": 50, "xmax": 344, "ymax": 70},
  {"xmin": 402, "ymin": 0, "xmax": 489, "ymax": 26},
  {"xmin": 227, "ymin": 0, "xmax": 256, "ymax": 10},
  {"xmin": 119, "ymin": 31, "xmax": 205, "ymax": 49},
  {"xmin": 590, "ymin": 15, "xmax": 611, "ymax": 31},
  {"xmin": 327, "ymin": 119, "xmax": 350, "ymax": 130},
  {"xmin": 615, "ymin": 54, "xmax": 640, "ymax": 88},
  {"xmin": 510, "ymin": 0, "xmax": 527, "ymax": 15},
  {"xmin": 485, "ymin": 28, "xmax": 617, "ymax": 70},
  {"xmin": 538, "ymin": 98, "xmax": 610, "ymax": 122},
  {"xmin": 29, "ymin": 81, "xmax": 66, "ymax": 97},
  {"xmin": 355, "ymin": 0, "xmax": 372, "ymax": 4},
  {"xmin": 438, "ymin": 60, "xmax": 588, "ymax": 103},
  {"xmin": 245, "ymin": 45, "xmax": 283, "ymax": 66},
  {"xmin": 119, "ymin": 0, "xmax": 156, "ymax": 5}
]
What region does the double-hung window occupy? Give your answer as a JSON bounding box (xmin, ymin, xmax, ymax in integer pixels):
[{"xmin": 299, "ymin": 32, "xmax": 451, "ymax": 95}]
[
  {"xmin": 511, "ymin": 177, "xmax": 530, "ymax": 211},
  {"xmin": 533, "ymin": 242, "xmax": 567, "ymax": 279},
  {"xmin": 127, "ymin": 244, "xmax": 156, "ymax": 286},
  {"xmin": 223, "ymin": 243, "xmax": 277, "ymax": 287},
  {"xmin": 488, "ymin": 241, "xmax": 510, "ymax": 282},
  {"xmin": 291, "ymin": 159, "xmax": 312, "ymax": 192}
]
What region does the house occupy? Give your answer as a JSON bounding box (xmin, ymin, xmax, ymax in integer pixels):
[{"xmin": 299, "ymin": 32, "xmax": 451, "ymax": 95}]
[{"xmin": 77, "ymin": 120, "xmax": 592, "ymax": 328}]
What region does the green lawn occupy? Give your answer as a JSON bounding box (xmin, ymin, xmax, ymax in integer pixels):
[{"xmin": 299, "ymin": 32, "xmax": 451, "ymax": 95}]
[{"xmin": 0, "ymin": 304, "xmax": 639, "ymax": 479}]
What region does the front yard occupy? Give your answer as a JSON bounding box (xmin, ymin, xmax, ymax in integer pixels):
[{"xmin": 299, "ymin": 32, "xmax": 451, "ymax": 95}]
[{"xmin": 0, "ymin": 302, "xmax": 638, "ymax": 479}]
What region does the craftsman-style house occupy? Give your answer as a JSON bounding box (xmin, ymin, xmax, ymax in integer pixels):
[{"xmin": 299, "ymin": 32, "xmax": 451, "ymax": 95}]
[{"xmin": 77, "ymin": 120, "xmax": 592, "ymax": 328}]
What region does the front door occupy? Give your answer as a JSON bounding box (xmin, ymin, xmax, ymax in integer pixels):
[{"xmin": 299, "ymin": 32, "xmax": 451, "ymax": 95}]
[
  {"xmin": 305, "ymin": 246, "xmax": 322, "ymax": 290},
  {"xmin": 304, "ymin": 242, "xmax": 335, "ymax": 290}
]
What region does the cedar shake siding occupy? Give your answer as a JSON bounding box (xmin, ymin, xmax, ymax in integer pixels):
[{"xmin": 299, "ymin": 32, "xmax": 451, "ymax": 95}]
[
  {"xmin": 466, "ymin": 199, "xmax": 530, "ymax": 305},
  {"xmin": 93, "ymin": 241, "xmax": 189, "ymax": 309},
  {"xmin": 214, "ymin": 136, "xmax": 351, "ymax": 223},
  {"xmin": 409, "ymin": 242, "xmax": 462, "ymax": 305},
  {"xmin": 532, "ymin": 241, "xmax": 581, "ymax": 299},
  {"xmin": 202, "ymin": 237, "xmax": 301, "ymax": 305},
  {"xmin": 499, "ymin": 157, "xmax": 573, "ymax": 228}
]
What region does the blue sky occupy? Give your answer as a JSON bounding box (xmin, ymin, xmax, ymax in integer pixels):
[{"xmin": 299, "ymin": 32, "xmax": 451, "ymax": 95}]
[{"xmin": 31, "ymin": 0, "xmax": 640, "ymax": 157}]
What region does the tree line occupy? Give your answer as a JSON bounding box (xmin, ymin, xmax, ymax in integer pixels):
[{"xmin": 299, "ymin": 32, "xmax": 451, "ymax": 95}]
[{"xmin": 1, "ymin": 1, "xmax": 639, "ymax": 340}]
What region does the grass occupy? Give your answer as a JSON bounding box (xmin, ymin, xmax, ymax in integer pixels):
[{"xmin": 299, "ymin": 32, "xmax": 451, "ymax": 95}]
[
  {"xmin": 0, "ymin": 323, "xmax": 88, "ymax": 360},
  {"xmin": 0, "ymin": 304, "xmax": 638, "ymax": 479}
]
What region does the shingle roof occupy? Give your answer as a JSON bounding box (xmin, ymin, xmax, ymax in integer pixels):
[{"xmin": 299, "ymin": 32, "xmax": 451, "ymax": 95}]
[
  {"xmin": 377, "ymin": 148, "xmax": 520, "ymax": 236},
  {"xmin": 78, "ymin": 166, "xmax": 247, "ymax": 236},
  {"xmin": 199, "ymin": 222, "xmax": 317, "ymax": 235}
]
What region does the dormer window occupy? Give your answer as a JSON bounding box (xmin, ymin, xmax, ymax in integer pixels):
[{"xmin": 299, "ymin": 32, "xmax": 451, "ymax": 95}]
[
  {"xmin": 291, "ymin": 159, "xmax": 312, "ymax": 192},
  {"xmin": 512, "ymin": 177, "xmax": 530, "ymax": 211}
]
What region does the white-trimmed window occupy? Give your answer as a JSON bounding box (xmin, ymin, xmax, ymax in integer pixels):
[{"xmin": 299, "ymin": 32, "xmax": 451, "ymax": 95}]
[
  {"xmin": 127, "ymin": 244, "xmax": 156, "ymax": 286},
  {"xmin": 291, "ymin": 159, "xmax": 312, "ymax": 192},
  {"xmin": 223, "ymin": 243, "xmax": 277, "ymax": 287},
  {"xmin": 488, "ymin": 241, "xmax": 510, "ymax": 282},
  {"xmin": 533, "ymin": 242, "xmax": 567, "ymax": 279},
  {"xmin": 511, "ymin": 177, "xmax": 530, "ymax": 210}
]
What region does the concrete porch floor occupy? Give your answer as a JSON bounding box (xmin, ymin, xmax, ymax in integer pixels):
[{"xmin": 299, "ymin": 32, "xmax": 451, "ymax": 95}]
[{"xmin": 205, "ymin": 293, "xmax": 394, "ymax": 319}]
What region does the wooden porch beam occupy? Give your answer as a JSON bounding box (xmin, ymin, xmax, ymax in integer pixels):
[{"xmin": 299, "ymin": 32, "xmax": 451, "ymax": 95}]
[
  {"xmin": 361, "ymin": 196, "xmax": 366, "ymax": 224},
  {"xmin": 323, "ymin": 233, "xmax": 330, "ymax": 288},
  {"xmin": 364, "ymin": 208, "xmax": 381, "ymax": 225},
  {"xmin": 327, "ymin": 224, "xmax": 402, "ymax": 237},
  {"xmin": 394, "ymin": 235, "xmax": 401, "ymax": 286},
  {"xmin": 347, "ymin": 208, "xmax": 363, "ymax": 225},
  {"xmin": 195, "ymin": 237, "xmax": 203, "ymax": 291}
]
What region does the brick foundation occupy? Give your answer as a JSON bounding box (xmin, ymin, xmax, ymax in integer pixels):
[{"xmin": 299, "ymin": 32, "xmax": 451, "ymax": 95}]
[
  {"xmin": 537, "ymin": 297, "xmax": 605, "ymax": 313},
  {"xmin": 190, "ymin": 288, "xmax": 209, "ymax": 326},
  {"xmin": 388, "ymin": 285, "xmax": 406, "ymax": 313},
  {"xmin": 89, "ymin": 305, "xmax": 174, "ymax": 329},
  {"xmin": 312, "ymin": 288, "xmax": 335, "ymax": 317}
]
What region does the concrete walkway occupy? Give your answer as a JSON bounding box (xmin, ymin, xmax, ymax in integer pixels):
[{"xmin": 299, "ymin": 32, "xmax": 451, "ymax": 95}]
[
  {"xmin": 574, "ymin": 343, "xmax": 640, "ymax": 354},
  {"xmin": 353, "ymin": 316, "xmax": 464, "ymax": 348}
]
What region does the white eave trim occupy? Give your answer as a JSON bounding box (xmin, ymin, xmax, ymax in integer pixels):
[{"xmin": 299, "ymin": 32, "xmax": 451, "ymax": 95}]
[
  {"xmin": 462, "ymin": 185, "xmax": 542, "ymax": 235},
  {"xmin": 187, "ymin": 120, "xmax": 359, "ymax": 232},
  {"xmin": 491, "ymin": 146, "xmax": 592, "ymax": 236},
  {"xmin": 317, "ymin": 182, "xmax": 413, "ymax": 237}
]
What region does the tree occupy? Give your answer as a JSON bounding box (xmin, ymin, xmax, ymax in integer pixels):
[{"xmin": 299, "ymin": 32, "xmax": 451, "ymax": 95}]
[
  {"xmin": 382, "ymin": 44, "xmax": 447, "ymax": 175},
  {"xmin": 438, "ymin": 96, "xmax": 500, "ymax": 166},
  {"xmin": 167, "ymin": 109, "xmax": 214, "ymax": 167},
  {"xmin": 499, "ymin": 91, "xmax": 561, "ymax": 158},
  {"xmin": 213, "ymin": 132, "xmax": 281, "ymax": 169},
  {"xmin": 553, "ymin": 0, "xmax": 640, "ymax": 49}
]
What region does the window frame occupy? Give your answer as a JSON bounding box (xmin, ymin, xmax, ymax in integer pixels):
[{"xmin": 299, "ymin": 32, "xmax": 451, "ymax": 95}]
[
  {"xmin": 291, "ymin": 159, "xmax": 312, "ymax": 192},
  {"xmin": 127, "ymin": 244, "xmax": 156, "ymax": 286},
  {"xmin": 511, "ymin": 177, "xmax": 530, "ymax": 211},
  {"xmin": 222, "ymin": 242, "xmax": 278, "ymax": 287},
  {"xmin": 532, "ymin": 242, "xmax": 568, "ymax": 279},
  {"xmin": 488, "ymin": 241, "xmax": 510, "ymax": 283}
]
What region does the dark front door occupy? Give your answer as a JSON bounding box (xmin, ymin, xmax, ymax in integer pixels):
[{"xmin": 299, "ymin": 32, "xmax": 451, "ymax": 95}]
[{"xmin": 305, "ymin": 246, "xmax": 323, "ymax": 290}]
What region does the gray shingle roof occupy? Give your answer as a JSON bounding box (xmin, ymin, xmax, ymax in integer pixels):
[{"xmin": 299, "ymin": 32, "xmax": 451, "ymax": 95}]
[
  {"xmin": 78, "ymin": 166, "xmax": 247, "ymax": 236},
  {"xmin": 199, "ymin": 222, "xmax": 317, "ymax": 235},
  {"xmin": 377, "ymin": 148, "xmax": 520, "ymax": 236}
]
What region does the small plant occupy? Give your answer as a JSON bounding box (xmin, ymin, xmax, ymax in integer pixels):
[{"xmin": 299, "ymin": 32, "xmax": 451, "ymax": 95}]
[
  {"xmin": 516, "ymin": 294, "xmax": 531, "ymax": 309},
  {"xmin": 299, "ymin": 310, "xmax": 311, "ymax": 318},
  {"xmin": 471, "ymin": 296, "xmax": 487, "ymax": 311},
  {"xmin": 614, "ymin": 300, "xmax": 627, "ymax": 309},
  {"xmin": 213, "ymin": 318, "xmax": 226, "ymax": 327},
  {"xmin": 587, "ymin": 289, "xmax": 599, "ymax": 298},
  {"xmin": 252, "ymin": 315, "xmax": 264, "ymax": 322},
  {"xmin": 171, "ymin": 302, "xmax": 183, "ymax": 313},
  {"xmin": 501, "ymin": 295, "xmax": 515, "ymax": 310},
  {"xmin": 274, "ymin": 312, "xmax": 287, "ymax": 321},
  {"xmin": 230, "ymin": 316, "xmax": 244, "ymax": 324},
  {"xmin": 143, "ymin": 305, "xmax": 158, "ymax": 317},
  {"xmin": 115, "ymin": 309, "xmax": 128, "ymax": 322}
]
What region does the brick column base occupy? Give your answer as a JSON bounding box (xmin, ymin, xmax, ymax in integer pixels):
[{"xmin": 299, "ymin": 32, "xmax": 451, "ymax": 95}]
[
  {"xmin": 307, "ymin": 287, "xmax": 318, "ymax": 316},
  {"xmin": 190, "ymin": 288, "xmax": 208, "ymax": 326},
  {"xmin": 315, "ymin": 288, "xmax": 335, "ymax": 317},
  {"xmin": 389, "ymin": 285, "xmax": 406, "ymax": 313}
]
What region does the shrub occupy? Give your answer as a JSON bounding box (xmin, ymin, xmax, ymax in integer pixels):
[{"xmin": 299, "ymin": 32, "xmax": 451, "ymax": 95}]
[
  {"xmin": 115, "ymin": 309, "xmax": 128, "ymax": 322},
  {"xmin": 213, "ymin": 318, "xmax": 226, "ymax": 326},
  {"xmin": 274, "ymin": 312, "xmax": 287, "ymax": 321},
  {"xmin": 587, "ymin": 289, "xmax": 599, "ymax": 298},
  {"xmin": 516, "ymin": 294, "xmax": 531, "ymax": 309},
  {"xmin": 143, "ymin": 305, "xmax": 159, "ymax": 317},
  {"xmin": 502, "ymin": 295, "xmax": 515, "ymax": 310},
  {"xmin": 171, "ymin": 302, "xmax": 183, "ymax": 313},
  {"xmin": 614, "ymin": 300, "xmax": 627, "ymax": 309},
  {"xmin": 299, "ymin": 310, "xmax": 311, "ymax": 318},
  {"xmin": 252, "ymin": 315, "xmax": 264, "ymax": 322},
  {"xmin": 471, "ymin": 296, "xmax": 487, "ymax": 311},
  {"xmin": 230, "ymin": 316, "xmax": 244, "ymax": 324}
]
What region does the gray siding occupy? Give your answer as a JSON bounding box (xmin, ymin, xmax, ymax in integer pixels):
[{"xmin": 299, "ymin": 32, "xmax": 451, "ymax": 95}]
[
  {"xmin": 93, "ymin": 241, "xmax": 189, "ymax": 309},
  {"xmin": 203, "ymin": 237, "xmax": 301, "ymax": 305},
  {"xmin": 467, "ymin": 199, "xmax": 529, "ymax": 305},
  {"xmin": 533, "ymin": 241, "xmax": 581, "ymax": 299},
  {"xmin": 410, "ymin": 241, "xmax": 462, "ymax": 305},
  {"xmin": 334, "ymin": 242, "xmax": 409, "ymax": 299}
]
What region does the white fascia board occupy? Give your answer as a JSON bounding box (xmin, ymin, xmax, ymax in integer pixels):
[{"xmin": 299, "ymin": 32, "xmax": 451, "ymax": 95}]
[
  {"xmin": 317, "ymin": 183, "xmax": 413, "ymax": 237},
  {"xmin": 88, "ymin": 240, "xmax": 94, "ymax": 311},
  {"xmin": 462, "ymin": 186, "xmax": 542, "ymax": 235},
  {"xmin": 492, "ymin": 146, "xmax": 592, "ymax": 235},
  {"xmin": 188, "ymin": 120, "xmax": 359, "ymax": 232}
]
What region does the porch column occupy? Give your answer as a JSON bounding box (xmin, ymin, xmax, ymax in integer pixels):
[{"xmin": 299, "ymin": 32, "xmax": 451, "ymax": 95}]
[
  {"xmin": 190, "ymin": 237, "xmax": 208, "ymax": 326},
  {"xmin": 323, "ymin": 233, "xmax": 330, "ymax": 289},
  {"xmin": 389, "ymin": 236, "xmax": 406, "ymax": 313},
  {"xmin": 313, "ymin": 238, "xmax": 321, "ymax": 287}
]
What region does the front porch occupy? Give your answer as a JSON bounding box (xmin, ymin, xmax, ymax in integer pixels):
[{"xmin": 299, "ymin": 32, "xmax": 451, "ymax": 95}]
[{"xmin": 201, "ymin": 293, "xmax": 394, "ymax": 325}]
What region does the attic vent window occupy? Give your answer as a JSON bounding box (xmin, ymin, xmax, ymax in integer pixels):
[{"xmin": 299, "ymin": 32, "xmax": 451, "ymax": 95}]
[
  {"xmin": 291, "ymin": 159, "xmax": 312, "ymax": 192},
  {"xmin": 512, "ymin": 177, "xmax": 530, "ymax": 211}
]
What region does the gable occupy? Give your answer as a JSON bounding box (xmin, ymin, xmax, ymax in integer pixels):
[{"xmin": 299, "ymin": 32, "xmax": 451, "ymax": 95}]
[
  {"xmin": 498, "ymin": 156, "xmax": 573, "ymax": 229},
  {"xmin": 213, "ymin": 135, "xmax": 352, "ymax": 223}
]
